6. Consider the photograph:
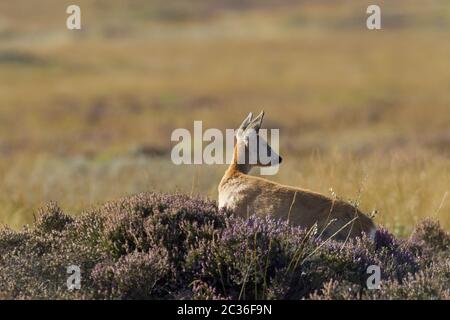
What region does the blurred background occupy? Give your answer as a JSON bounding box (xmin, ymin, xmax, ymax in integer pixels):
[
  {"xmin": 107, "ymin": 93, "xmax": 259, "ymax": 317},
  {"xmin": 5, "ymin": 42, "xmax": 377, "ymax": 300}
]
[{"xmin": 0, "ymin": 0, "xmax": 449, "ymax": 236}]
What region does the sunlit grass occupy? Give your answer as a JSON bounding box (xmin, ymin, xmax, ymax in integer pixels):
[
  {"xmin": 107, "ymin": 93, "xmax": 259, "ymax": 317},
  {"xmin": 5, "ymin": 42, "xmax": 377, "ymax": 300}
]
[{"xmin": 0, "ymin": 0, "xmax": 449, "ymax": 235}]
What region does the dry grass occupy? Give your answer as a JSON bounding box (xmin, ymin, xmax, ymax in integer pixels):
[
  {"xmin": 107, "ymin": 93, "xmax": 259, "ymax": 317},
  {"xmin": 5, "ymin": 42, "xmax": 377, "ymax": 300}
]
[{"xmin": 0, "ymin": 0, "xmax": 449, "ymax": 235}]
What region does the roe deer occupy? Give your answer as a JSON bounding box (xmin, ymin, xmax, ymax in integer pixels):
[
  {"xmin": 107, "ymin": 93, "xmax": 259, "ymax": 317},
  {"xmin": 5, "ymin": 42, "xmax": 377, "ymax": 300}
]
[{"xmin": 218, "ymin": 111, "xmax": 376, "ymax": 241}]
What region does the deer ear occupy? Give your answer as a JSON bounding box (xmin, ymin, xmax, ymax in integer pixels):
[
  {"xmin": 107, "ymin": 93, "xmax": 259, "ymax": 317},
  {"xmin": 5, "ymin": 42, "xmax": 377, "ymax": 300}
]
[
  {"xmin": 248, "ymin": 110, "xmax": 264, "ymax": 132},
  {"xmin": 239, "ymin": 112, "xmax": 253, "ymax": 130}
]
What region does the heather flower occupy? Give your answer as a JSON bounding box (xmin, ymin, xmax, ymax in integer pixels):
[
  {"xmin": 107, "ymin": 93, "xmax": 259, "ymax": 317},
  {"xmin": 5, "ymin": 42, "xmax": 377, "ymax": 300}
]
[
  {"xmin": 91, "ymin": 248, "xmax": 171, "ymax": 299},
  {"xmin": 0, "ymin": 192, "xmax": 448, "ymax": 300},
  {"xmin": 410, "ymin": 219, "xmax": 449, "ymax": 252}
]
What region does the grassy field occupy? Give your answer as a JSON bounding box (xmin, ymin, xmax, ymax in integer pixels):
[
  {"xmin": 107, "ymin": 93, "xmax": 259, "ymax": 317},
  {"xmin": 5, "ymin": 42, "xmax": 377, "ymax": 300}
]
[{"xmin": 0, "ymin": 0, "xmax": 449, "ymax": 236}]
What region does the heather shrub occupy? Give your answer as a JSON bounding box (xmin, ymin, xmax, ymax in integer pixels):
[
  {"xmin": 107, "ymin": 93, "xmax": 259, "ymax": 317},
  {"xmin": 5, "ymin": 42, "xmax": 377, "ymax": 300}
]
[
  {"xmin": 91, "ymin": 248, "xmax": 171, "ymax": 299},
  {"xmin": 191, "ymin": 280, "xmax": 229, "ymax": 300},
  {"xmin": 372, "ymin": 228, "xmax": 419, "ymax": 281},
  {"xmin": 366, "ymin": 261, "xmax": 450, "ymax": 300},
  {"xmin": 102, "ymin": 193, "xmax": 225, "ymax": 258},
  {"xmin": 0, "ymin": 192, "xmax": 448, "ymax": 300},
  {"xmin": 0, "ymin": 227, "xmax": 31, "ymax": 254},
  {"xmin": 410, "ymin": 219, "xmax": 449, "ymax": 253},
  {"xmin": 188, "ymin": 215, "xmax": 313, "ymax": 299},
  {"xmin": 35, "ymin": 202, "xmax": 74, "ymax": 233}
]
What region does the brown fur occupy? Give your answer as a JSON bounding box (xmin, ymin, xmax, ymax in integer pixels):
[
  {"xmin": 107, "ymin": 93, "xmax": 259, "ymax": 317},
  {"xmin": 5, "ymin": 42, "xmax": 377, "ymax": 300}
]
[{"xmin": 219, "ymin": 145, "xmax": 376, "ymax": 241}]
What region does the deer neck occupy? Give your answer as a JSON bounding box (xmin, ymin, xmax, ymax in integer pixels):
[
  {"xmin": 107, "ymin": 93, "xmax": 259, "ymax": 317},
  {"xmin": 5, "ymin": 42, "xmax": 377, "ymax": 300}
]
[{"xmin": 219, "ymin": 145, "xmax": 252, "ymax": 188}]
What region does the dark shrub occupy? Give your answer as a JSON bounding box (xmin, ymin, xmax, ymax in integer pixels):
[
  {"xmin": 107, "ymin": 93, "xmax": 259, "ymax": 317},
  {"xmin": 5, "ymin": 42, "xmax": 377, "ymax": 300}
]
[
  {"xmin": 410, "ymin": 219, "xmax": 449, "ymax": 253},
  {"xmin": 91, "ymin": 248, "xmax": 171, "ymax": 299},
  {"xmin": 0, "ymin": 192, "xmax": 448, "ymax": 300},
  {"xmin": 35, "ymin": 201, "xmax": 74, "ymax": 233},
  {"xmin": 188, "ymin": 215, "xmax": 311, "ymax": 299}
]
